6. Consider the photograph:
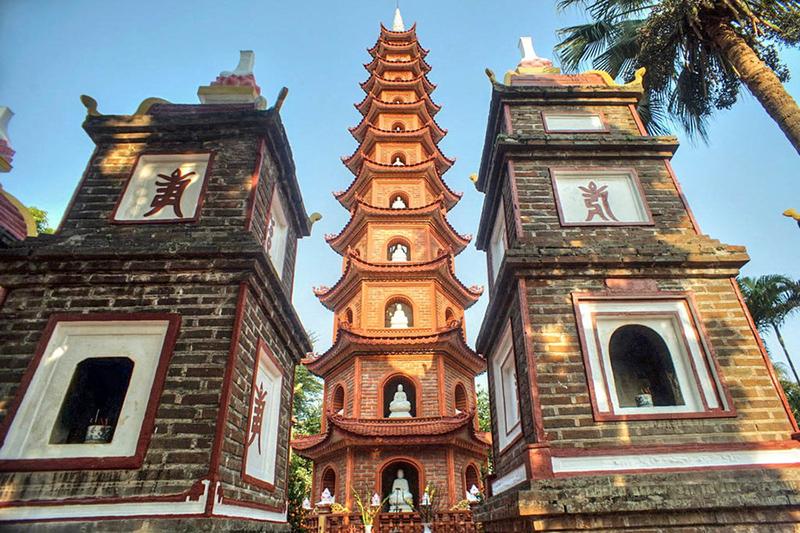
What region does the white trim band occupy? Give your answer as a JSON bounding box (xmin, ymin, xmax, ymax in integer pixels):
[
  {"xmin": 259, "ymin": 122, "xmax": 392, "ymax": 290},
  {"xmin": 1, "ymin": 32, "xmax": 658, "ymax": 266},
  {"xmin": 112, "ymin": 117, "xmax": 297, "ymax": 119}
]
[{"xmin": 552, "ymin": 448, "xmax": 800, "ymax": 474}]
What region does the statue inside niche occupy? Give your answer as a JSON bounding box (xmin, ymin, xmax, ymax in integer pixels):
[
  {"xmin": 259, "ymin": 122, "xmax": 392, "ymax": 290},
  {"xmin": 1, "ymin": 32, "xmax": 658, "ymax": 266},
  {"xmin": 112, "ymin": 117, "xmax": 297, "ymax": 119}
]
[
  {"xmin": 391, "ymin": 196, "xmax": 407, "ymax": 209},
  {"xmin": 388, "ymin": 468, "xmax": 414, "ymax": 512},
  {"xmin": 390, "ymin": 243, "xmax": 409, "ymax": 262},
  {"xmin": 388, "ymin": 384, "xmax": 412, "ymax": 418},
  {"xmin": 392, "ymin": 155, "xmax": 405, "ymax": 166},
  {"xmin": 389, "ymin": 303, "xmax": 410, "ymax": 328}
]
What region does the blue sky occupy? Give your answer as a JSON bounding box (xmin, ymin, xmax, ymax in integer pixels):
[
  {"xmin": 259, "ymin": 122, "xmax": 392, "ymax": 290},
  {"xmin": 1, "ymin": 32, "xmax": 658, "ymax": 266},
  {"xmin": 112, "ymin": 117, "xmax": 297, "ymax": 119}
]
[{"xmin": 2, "ymin": 1, "xmax": 798, "ymax": 384}]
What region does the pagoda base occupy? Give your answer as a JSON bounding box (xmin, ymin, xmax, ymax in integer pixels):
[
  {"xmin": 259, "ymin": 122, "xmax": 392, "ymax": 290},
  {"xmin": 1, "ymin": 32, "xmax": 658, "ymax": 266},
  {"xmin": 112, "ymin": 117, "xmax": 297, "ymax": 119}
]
[{"xmin": 474, "ymin": 466, "xmax": 800, "ymax": 531}]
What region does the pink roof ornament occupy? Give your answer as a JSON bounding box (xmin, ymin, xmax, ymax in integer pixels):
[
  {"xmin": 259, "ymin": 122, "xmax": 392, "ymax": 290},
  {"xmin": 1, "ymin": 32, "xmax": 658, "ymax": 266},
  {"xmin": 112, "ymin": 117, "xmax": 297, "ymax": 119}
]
[
  {"xmin": 0, "ymin": 107, "xmax": 15, "ymax": 172},
  {"xmin": 198, "ymin": 51, "xmax": 267, "ymax": 109}
]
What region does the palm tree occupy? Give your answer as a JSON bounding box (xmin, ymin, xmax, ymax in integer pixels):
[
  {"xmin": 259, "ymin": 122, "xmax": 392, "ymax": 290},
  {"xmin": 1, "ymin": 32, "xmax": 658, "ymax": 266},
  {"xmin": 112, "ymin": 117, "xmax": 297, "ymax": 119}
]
[
  {"xmin": 738, "ymin": 275, "xmax": 800, "ymax": 384},
  {"xmin": 555, "ymin": 0, "xmax": 800, "ymax": 153}
]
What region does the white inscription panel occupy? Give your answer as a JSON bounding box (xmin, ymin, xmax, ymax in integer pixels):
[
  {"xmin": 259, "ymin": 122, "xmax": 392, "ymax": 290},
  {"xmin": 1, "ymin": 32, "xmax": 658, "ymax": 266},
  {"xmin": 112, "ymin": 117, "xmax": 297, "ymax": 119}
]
[
  {"xmin": 114, "ymin": 153, "xmax": 210, "ymax": 222},
  {"xmin": 552, "ymin": 169, "xmax": 651, "ymax": 225},
  {"xmin": 243, "ymin": 342, "xmax": 284, "ymax": 485}
]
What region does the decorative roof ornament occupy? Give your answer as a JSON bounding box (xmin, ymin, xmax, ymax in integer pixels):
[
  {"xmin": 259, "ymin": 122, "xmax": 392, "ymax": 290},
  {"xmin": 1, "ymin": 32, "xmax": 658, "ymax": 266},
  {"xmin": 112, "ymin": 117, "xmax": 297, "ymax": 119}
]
[
  {"xmin": 0, "ymin": 107, "xmax": 16, "ymax": 172},
  {"xmin": 198, "ymin": 50, "xmax": 268, "ymax": 109},
  {"xmin": 504, "ymin": 36, "xmax": 561, "ymax": 84},
  {"xmin": 392, "ymin": 7, "xmax": 405, "ymax": 31}
]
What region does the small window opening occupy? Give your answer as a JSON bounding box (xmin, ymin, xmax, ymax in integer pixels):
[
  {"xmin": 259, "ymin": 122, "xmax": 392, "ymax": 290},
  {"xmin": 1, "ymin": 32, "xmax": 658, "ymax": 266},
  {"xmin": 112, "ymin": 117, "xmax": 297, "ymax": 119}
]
[
  {"xmin": 609, "ymin": 324, "xmax": 685, "ymax": 408},
  {"xmin": 345, "ymin": 308, "xmax": 354, "ymax": 325},
  {"xmin": 388, "ymin": 240, "xmax": 410, "ymax": 262},
  {"xmin": 332, "ymin": 385, "xmax": 345, "ymax": 415},
  {"xmin": 386, "ymin": 300, "xmax": 413, "ymax": 328},
  {"xmin": 445, "ymin": 307, "xmax": 456, "ymax": 323},
  {"xmin": 455, "ymin": 383, "xmax": 467, "ymax": 413},
  {"xmin": 465, "ymin": 464, "xmax": 481, "ymax": 492},
  {"xmin": 392, "ymin": 97, "xmax": 404, "ymax": 104},
  {"xmin": 392, "ymin": 122, "xmax": 406, "ymax": 132},
  {"xmin": 50, "ymin": 357, "xmax": 134, "ymax": 444},
  {"xmin": 390, "ymin": 153, "xmax": 406, "ymax": 166}
]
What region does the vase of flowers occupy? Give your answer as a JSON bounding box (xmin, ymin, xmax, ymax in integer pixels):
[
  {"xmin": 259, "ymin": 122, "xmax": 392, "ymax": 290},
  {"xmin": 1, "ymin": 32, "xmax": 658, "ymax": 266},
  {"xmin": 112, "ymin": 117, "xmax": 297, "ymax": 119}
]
[
  {"xmin": 354, "ymin": 488, "xmax": 385, "ymax": 533},
  {"xmin": 417, "ymin": 483, "xmax": 439, "ymax": 533}
]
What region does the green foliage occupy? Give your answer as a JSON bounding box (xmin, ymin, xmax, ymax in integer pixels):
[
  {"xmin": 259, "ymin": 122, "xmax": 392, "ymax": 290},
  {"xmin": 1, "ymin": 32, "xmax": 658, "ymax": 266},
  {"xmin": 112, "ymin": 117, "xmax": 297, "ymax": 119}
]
[
  {"xmin": 288, "ymin": 452, "xmax": 313, "ymax": 533},
  {"xmin": 555, "ymin": 0, "xmax": 800, "ymax": 138},
  {"xmin": 476, "ymin": 387, "xmax": 491, "ymax": 433},
  {"xmin": 288, "ymin": 332, "xmax": 323, "ymax": 533},
  {"xmin": 27, "ymin": 206, "xmax": 55, "ymax": 234},
  {"xmin": 738, "ymin": 275, "xmax": 800, "ymax": 332},
  {"xmin": 292, "ymin": 363, "xmax": 323, "ymax": 436},
  {"xmin": 776, "ymin": 363, "xmax": 800, "ymax": 420}
]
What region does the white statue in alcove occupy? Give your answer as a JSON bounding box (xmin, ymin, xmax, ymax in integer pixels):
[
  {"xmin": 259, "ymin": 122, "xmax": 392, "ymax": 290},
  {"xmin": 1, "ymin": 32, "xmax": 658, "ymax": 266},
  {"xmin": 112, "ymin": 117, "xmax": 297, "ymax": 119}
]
[{"xmin": 389, "ymin": 303, "xmax": 410, "ymax": 328}]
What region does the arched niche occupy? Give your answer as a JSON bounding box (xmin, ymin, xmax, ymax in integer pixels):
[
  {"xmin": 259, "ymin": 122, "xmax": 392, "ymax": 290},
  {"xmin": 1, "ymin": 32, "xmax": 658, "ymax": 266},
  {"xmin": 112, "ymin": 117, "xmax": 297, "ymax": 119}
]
[
  {"xmin": 321, "ymin": 466, "xmax": 337, "ymax": 502},
  {"xmin": 609, "ymin": 324, "xmax": 685, "ymax": 408},
  {"xmin": 387, "ymin": 238, "xmax": 411, "ymax": 262},
  {"xmin": 389, "ymin": 192, "xmax": 409, "ymax": 209},
  {"xmin": 332, "ymin": 384, "xmax": 345, "ymax": 415},
  {"xmin": 379, "ymin": 459, "xmax": 422, "ymax": 513},
  {"xmin": 464, "ymin": 463, "xmax": 481, "ymax": 493},
  {"xmin": 345, "ymin": 307, "xmax": 354, "ymax": 325},
  {"xmin": 392, "ymin": 96, "xmax": 404, "ymax": 104},
  {"xmin": 390, "ymin": 152, "xmax": 407, "ymax": 166},
  {"xmin": 382, "ymin": 374, "xmax": 418, "ymax": 418},
  {"xmin": 454, "ymin": 383, "xmax": 468, "ymax": 414},
  {"xmin": 391, "ymin": 121, "xmax": 406, "ymax": 132},
  {"xmin": 385, "ymin": 298, "xmax": 413, "ymax": 328}
]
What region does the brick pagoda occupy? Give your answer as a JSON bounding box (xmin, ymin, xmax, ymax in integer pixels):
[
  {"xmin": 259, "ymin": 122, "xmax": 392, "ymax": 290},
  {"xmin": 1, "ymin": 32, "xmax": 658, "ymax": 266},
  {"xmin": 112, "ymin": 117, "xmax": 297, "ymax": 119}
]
[
  {"xmin": 473, "ymin": 38, "xmax": 800, "ymax": 531},
  {"xmin": 293, "ymin": 10, "xmax": 490, "ymax": 513},
  {"xmin": 0, "ymin": 52, "xmax": 313, "ymax": 531}
]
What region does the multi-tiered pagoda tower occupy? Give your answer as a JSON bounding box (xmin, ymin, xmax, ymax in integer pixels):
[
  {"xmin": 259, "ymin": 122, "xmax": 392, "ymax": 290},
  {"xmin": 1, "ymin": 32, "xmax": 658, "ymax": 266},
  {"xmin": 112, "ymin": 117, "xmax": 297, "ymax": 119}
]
[{"xmin": 293, "ymin": 10, "xmax": 490, "ymax": 511}]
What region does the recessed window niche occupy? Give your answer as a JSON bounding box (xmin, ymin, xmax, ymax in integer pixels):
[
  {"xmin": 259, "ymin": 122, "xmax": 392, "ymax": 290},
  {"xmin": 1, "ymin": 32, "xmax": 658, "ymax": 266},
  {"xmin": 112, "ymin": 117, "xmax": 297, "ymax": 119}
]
[{"xmin": 50, "ymin": 357, "xmax": 134, "ymax": 445}]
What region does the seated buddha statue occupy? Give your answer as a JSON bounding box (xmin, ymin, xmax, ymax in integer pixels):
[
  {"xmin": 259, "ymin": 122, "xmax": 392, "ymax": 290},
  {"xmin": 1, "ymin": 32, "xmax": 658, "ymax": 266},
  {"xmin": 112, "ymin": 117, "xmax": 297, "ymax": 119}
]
[
  {"xmin": 389, "ymin": 303, "xmax": 409, "ymax": 328},
  {"xmin": 388, "ymin": 469, "xmax": 414, "ymax": 512},
  {"xmin": 388, "ymin": 384, "xmax": 412, "ymax": 418}
]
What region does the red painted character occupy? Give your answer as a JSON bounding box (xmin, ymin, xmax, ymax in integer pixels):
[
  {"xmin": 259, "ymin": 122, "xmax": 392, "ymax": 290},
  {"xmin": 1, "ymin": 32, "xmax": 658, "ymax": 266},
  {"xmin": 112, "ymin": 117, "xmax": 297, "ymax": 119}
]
[
  {"xmin": 143, "ymin": 167, "xmax": 196, "ymax": 218},
  {"xmin": 248, "ymin": 382, "xmax": 268, "ymax": 454},
  {"xmin": 580, "ymin": 180, "xmax": 618, "ymax": 222}
]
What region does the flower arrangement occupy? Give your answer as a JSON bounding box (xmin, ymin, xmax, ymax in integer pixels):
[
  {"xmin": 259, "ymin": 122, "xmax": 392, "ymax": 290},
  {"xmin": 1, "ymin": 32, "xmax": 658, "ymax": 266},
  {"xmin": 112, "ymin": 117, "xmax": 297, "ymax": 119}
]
[
  {"xmin": 353, "ymin": 489, "xmax": 386, "ymax": 526},
  {"xmin": 416, "ymin": 483, "xmax": 440, "ymax": 525},
  {"xmin": 330, "ymin": 502, "xmax": 350, "ymax": 514}
]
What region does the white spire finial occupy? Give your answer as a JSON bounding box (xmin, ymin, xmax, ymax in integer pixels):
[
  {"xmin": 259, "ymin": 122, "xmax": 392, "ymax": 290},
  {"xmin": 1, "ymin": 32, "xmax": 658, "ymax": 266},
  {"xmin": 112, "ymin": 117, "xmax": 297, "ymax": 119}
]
[
  {"xmin": 519, "ymin": 37, "xmax": 538, "ymax": 62},
  {"xmin": 392, "ymin": 7, "xmax": 405, "ymax": 31}
]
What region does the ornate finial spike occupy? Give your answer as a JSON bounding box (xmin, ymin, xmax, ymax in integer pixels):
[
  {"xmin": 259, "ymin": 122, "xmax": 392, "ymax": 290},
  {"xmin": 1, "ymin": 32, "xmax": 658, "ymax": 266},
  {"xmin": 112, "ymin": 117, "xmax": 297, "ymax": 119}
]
[
  {"xmin": 392, "ymin": 7, "xmax": 405, "ymax": 31},
  {"xmin": 484, "ymin": 69, "xmax": 497, "ymax": 84},
  {"xmin": 274, "ymin": 87, "xmax": 289, "ymax": 112}
]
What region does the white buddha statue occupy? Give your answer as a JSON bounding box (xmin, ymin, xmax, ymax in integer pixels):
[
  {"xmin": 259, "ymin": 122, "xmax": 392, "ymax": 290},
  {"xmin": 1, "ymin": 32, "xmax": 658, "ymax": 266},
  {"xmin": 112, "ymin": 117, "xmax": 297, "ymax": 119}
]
[
  {"xmin": 388, "ymin": 384, "xmax": 412, "ymax": 418},
  {"xmin": 390, "ymin": 243, "xmax": 408, "ymax": 262},
  {"xmin": 392, "ymin": 156, "xmax": 405, "ymax": 166},
  {"xmin": 388, "ymin": 469, "xmax": 414, "ymax": 512},
  {"xmin": 389, "ymin": 303, "xmax": 409, "ymax": 328},
  {"xmin": 391, "ymin": 196, "xmax": 407, "ymax": 209}
]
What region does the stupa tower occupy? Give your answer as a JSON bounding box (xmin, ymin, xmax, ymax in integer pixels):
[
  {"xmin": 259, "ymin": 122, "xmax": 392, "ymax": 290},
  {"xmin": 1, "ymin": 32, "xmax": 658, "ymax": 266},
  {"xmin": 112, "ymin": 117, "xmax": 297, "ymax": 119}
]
[{"xmin": 293, "ymin": 9, "xmax": 490, "ymax": 512}]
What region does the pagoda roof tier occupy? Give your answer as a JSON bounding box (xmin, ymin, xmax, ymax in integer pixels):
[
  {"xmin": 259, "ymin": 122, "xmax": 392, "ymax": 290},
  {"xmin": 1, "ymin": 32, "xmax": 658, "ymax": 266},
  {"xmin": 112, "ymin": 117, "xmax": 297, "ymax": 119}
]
[
  {"xmin": 334, "ymin": 157, "xmax": 462, "ymax": 211},
  {"xmin": 355, "ymin": 91, "xmax": 441, "ymax": 120},
  {"xmin": 342, "ymin": 128, "xmax": 454, "ymax": 175},
  {"xmin": 355, "ymin": 81, "xmax": 439, "ymax": 114},
  {"xmin": 303, "ymin": 324, "xmax": 486, "ymax": 377},
  {"xmin": 364, "ymin": 55, "xmax": 432, "ymax": 78},
  {"xmin": 292, "ymin": 411, "xmax": 490, "ymax": 460},
  {"xmin": 379, "ymin": 22, "xmax": 418, "ymax": 41},
  {"xmin": 350, "ymin": 117, "xmax": 446, "ymax": 144},
  {"xmin": 359, "ymin": 72, "xmax": 437, "ymax": 101},
  {"xmin": 325, "ymin": 197, "xmax": 471, "ymax": 256},
  {"xmin": 313, "ymin": 250, "xmax": 483, "ymax": 311},
  {"xmin": 368, "ymin": 38, "xmax": 429, "ymax": 60}
]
